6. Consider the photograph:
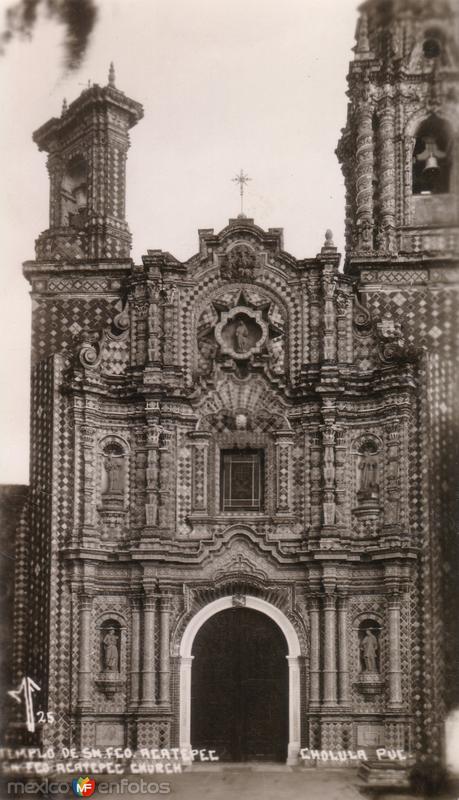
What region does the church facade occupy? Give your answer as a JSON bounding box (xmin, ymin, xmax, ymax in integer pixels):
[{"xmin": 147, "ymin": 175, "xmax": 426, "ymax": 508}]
[{"xmin": 12, "ymin": 0, "xmax": 458, "ymax": 766}]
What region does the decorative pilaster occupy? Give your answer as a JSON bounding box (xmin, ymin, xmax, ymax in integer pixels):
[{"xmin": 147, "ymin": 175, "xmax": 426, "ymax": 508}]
[
  {"xmin": 323, "ymin": 591, "xmax": 338, "ymax": 706},
  {"xmin": 321, "ymin": 423, "xmax": 336, "ymax": 528},
  {"xmin": 309, "ymin": 596, "xmax": 320, "ymax": 706},
  {"xmin": 77, "ymin": 593, "xmax": 93, "ymax": 709},
  {"xmin": 147, "ymin": 282, "xmax": 162, "ymax": 364},
  {"xmin": 337, "ymin": 594, "xmax": 351, "ymax": 706},
  {"xmin": 308, "ymin": 277, "xmax": 321, "ymax": 363},
  {"xmin": 129, "ymin": 597, "xmax": 141, "ymax": 706},
  {"xmin": 274, "ymin": 430, "xmax": 294, "ymax": 515},
  {"xmin": 158, "ymin": 432, "xmax": 174, "ymax": 530},
  {"xmin": 80, "ymin": 425, "xmax": 96, "ymax": 534},
  {"xmin": 141, "ymin": 594, "xmax": 156, "ymax": 707},
  {"xmin": 190, "ymin": 432, "xmax": 211, "ymax": 514},
  {"xmin": 159, "ymin": 593, "xmax": 172, "ymax": 706},
  {"xmin": 145, "ymin": 426, "xmax": 160, "ymax": 530},
  {"xmin": 387, "ymin": 593, "xmax": 403, "ymax": 707},
  {"xmin": 322, "ymin": 271, "xmax": 337, "ymax": 362}
]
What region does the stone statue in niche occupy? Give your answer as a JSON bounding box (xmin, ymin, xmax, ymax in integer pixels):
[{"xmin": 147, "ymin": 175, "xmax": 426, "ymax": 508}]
[
  {"xmin": 359, "ymin": 623, "xmax": 380, "ymax": 673},
  {"xmin": 357, "ymin": 439, "xmax": 379, "ymax": 503},
  {"xmin": 234, "ymin": 320, "xmax": 251, "ymax": 353},
  {"xmin": 361, "ymin": 630, "xmax": 378, "ymax": 672},
  {"xmin": 104, "ymin": 455, "xmax": 124, "ymax": 494},
  {"xmin": 102, "ymin": 444, "xmax": 125, "ymax": 497},
  {"xmin": 103, "ymin": 628, "xmax": 119, "ymax": 672}
]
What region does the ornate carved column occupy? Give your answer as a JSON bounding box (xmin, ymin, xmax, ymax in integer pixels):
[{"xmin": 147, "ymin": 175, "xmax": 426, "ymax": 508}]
[
  {"xmin": 377, "ymin": 99, "xmax": 396, "ymax": 253},
  {"xmin": 321, "ymin": 423, "xmax": 336, "ymax": 528},
  {"xmin": 145, "ymin": 427, "xmax": 160, "ymax": 530},
  {"xmin": 322, "ymin": 272, "xmax": 337, "ymax": 362},
  {"xmin": 308, "ymin": 278, "xmax": 321, "ymax": 363},
  {"xmin": 158, "ymin": 431, "xmax": 174, "ymax": 531},
  {"xmin": 77, "ymin": 593, "xmax": 93, "ymax": 709},
  {"xmin": 129, "ymin": 597, "xmax": 141, "ymax": 706},
  {"xmin": 355, "ymin": 104, "xmax": 374, "ymax": 251},
  {"xmin": 309, "ymin": 596, "xmax": 320, "ymax": 706},
  {"xmin": 159, "ymin": 593, "xmax": 172, "ymax": 706},
  {"xmin": 323, "ymin": 591, "xmax": 338, "ymax": 706},
  {"xmin": 147, "ymin": 283, "xmax": 162, "ymax": 364},
  {"xmin": 274, "ymin": 430, "xmax": 294, "ymax": 516},
  {"xmin": 141, "ymin": 594, "xmax": 156, "ymax": 707},
  {"xmin": 337, "ymin": 594, "xmax": 351, "ymax": 706},
  {"xmin": 387, "ymin": 592, "xmax": 403, "ymax": 707},
  {"xmin": 80, "ymin": 425, "xmax": 96, "ymax": 535}
]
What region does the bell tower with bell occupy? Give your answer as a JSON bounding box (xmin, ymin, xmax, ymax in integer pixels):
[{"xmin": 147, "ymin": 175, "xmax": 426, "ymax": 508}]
[
  {"xmin": 337, "ymin": 0, "xmax": 459, "ymax": 763},
  {"xmin": 337, "ymin": 0, "xmax": 459, "ymax": 264},
  {"xmin": 33, "ymin": 63, "xmax": 143, "ymax": 262}
]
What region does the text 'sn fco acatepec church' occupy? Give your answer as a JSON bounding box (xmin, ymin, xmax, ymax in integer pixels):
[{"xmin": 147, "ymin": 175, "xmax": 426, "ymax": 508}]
[{"xmin": 12, "ymin": 0, "xmax": 459, "ymax": 767}]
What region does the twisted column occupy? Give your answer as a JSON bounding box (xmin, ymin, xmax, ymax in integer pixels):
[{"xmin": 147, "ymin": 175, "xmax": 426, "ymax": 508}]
[
  {"xmin": 355, "ymin": 105, "xmax": 374, "ymax": 251},
  {"xmin": 377, "ymin": 101, "xmax": 396, "ymax": 252}
]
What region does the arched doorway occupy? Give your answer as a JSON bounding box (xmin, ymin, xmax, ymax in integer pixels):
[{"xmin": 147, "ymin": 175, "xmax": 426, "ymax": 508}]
[
  {"xmin": 179, "ymin": 596, "xmax": 301, "ymax": 764},
  {"xmin": 191, "ymin": 607, "xmax": 288, "ymax": 761}
]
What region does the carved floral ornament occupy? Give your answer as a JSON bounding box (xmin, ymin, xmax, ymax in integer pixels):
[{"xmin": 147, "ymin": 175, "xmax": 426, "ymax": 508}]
[{"xmin": 220, "ymin": 243, "xmax": 261, "ymax": 281}]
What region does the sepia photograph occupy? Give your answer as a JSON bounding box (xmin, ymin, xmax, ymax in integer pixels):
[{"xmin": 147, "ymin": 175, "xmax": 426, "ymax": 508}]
[{"xmin": 0, "ymin": 0, "xmax": 458, "ymax": 798}]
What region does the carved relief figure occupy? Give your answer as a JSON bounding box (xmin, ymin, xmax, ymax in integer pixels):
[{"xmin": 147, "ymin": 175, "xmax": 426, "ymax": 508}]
[
  {"xmin": 268, "ymin": 336, "xmax": 285, "ymax": 374},
  {"xmin": 197, "ymin": 338, "xmax": 217, "ymax": 376},
  {"xmin": 103, "ymin": 628, "xmax": 119, "ymax": 672}
]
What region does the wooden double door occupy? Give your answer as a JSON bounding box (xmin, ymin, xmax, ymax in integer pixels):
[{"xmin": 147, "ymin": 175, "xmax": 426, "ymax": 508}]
[{"xmin": 191, "ymin": 607, "xmax": 289, "ymax": 761}]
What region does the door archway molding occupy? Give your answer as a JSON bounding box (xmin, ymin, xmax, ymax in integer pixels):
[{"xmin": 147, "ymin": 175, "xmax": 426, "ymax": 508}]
[{"xmin": 179, "ymin": 595, "xmax": 301, "ymax": 764}]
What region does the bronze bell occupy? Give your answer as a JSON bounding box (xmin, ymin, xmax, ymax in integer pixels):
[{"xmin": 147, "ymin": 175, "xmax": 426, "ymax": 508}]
[{"xmin": 423, "ymin": 154, "xmax": 440, "ymax": 173}]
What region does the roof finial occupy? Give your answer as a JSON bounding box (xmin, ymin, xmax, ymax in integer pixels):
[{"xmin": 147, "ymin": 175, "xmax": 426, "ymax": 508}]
[
  {"xmin": 324, "ymin": 229, "xmax": 334, "ymax": 246},
  {"xmin": 108, "ymin": 62, "xmax": 116, "ymax": 87},
  {"xmin": 61, "ymin": 98, "xmax": 68, "ymax": 116},
  {"xmin": 355, "ymin": 12, "xmax": 370, "ymax": 56},
  {"xmin": 232, "ymin": 169, "xmax": 251, "ymax": 218}
]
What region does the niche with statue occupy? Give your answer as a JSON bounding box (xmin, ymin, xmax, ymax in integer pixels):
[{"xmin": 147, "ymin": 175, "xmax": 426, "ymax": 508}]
[
  {"xmin": 355, "ymin": 618, "xmax": 385, "ymax": 697},
  {"xmin": 95, "ymin": 618, "xmax": 125, "ymax": 697}
]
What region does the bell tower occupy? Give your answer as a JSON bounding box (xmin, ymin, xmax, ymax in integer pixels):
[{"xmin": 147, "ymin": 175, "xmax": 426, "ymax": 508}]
[
  {"xmin": 33, "ymin": 64, "xmax": 143, "ymax": 262},
  {"xmin": 337, "ymin": 0, "xmax": 459, "ymax": 264}
]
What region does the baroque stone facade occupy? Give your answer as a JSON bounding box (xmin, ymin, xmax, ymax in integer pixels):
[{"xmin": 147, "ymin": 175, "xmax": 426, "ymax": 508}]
[{"xmin": 11, "ymin": 0, "xmax": 458, "ymax": 766}]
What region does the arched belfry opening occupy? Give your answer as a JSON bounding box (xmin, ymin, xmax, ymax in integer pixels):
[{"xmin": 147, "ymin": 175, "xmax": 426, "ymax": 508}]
[
  {"xmin": 191, "ymin": 607, "xmax": 288, "ymax": 761},
  {"xmin": 412, "ymin": 115, "xmax": 452, "ymax": 196}
]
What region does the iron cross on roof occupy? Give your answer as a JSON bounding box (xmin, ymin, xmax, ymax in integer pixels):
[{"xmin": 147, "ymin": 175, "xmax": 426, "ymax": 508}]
[{"xmin": 232, "ymin": 169, "xmax": 251, "ymax": 217}]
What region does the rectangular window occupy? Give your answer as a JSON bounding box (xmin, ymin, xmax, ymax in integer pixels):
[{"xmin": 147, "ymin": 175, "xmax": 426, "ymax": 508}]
[{"xmin": 221, "ymin": 449, "xmax": 264, "ymax": 511}]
